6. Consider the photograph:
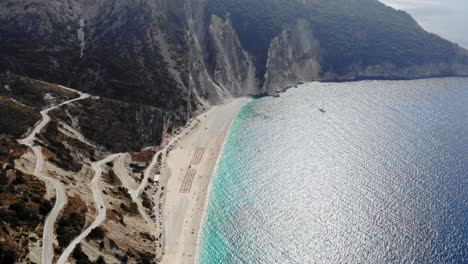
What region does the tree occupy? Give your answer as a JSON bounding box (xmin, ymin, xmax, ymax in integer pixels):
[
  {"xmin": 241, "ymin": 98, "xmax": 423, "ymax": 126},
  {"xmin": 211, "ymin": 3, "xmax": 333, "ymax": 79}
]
[
  {"xmin": 0, "ymin": 243, "xmax": 17, "ymax": 264},
  {"xmin": 89, "ymin": 227, "xmax": 105, "ymax": 240},
  {"xmin": 96, "ymin": 255, "xmax": 106, "ymax": 264},
  {"xmin": 0, "ymin": 169, "xmax": 9, "ymax": 185},
  {"xmin": 72, "ymin": 244, "xmax": 91, "ymax": 264}
]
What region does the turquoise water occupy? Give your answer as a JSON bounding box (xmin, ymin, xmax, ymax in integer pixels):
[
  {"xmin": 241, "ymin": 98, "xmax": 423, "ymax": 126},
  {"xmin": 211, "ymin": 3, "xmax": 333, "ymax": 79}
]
[{"xmin": 199, "ymin": 79, "xmax": 468, "ymax": 263}]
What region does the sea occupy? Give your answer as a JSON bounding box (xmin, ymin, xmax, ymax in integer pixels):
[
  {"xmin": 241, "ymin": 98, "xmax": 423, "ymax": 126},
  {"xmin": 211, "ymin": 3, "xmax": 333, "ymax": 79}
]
[{"xmin": 198, "ymin": 78, "xmax": 468, "ymax": 263}]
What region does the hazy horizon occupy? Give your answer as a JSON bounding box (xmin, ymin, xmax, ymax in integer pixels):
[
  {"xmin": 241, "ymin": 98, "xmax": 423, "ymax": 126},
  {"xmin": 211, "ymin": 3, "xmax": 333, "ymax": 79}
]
[{"xmin": 380, "ymin": 0, "xmax": 468, "ymax": 48}]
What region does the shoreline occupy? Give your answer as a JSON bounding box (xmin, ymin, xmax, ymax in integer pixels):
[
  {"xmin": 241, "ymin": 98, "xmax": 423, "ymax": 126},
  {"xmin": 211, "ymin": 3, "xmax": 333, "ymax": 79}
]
[
  {"xmin": 194, "ymin": 97, "xmax": 248, "ymax": 264},
  {"xmin": 160, "ymin": 98, "xmax": 250, "ymax": 264}
]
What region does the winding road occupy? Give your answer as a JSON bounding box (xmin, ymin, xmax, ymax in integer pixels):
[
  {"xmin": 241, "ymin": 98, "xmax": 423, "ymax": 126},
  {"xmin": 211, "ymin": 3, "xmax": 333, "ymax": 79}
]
[
  {"xmin": 18, "ymin": 86, "xmax": 89, "ymax": 264},
  {"xmin": 114, "ymin": 154, "xmax": 162, "ymax": 243},
  {"xmin": 20, "ymin": 88, "xmax": 198, "ymax": 263},
  {"xmin": 110, "ymin": 121, "xmax": 199, "ymax": 260},
  {"xmin": 16, "ymin": 84, "xmax": 188, "ymax": 263},
  {"xmin": 134, "ymin": 126, "xmax": 196, "ymax": 201},
  {"xmin": 56, "ymin": 153, "xmax": 121, "ymax": 264},
  {"xmin": 117, "ymin": 120, "xmax": 198, "ymax": 205}
]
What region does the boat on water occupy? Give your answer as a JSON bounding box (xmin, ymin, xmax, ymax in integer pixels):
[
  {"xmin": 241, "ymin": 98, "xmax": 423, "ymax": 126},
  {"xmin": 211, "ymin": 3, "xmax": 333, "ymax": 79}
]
[{"xmin": 319, "ymin": 108, "xmax": 326, "ymax": 113}]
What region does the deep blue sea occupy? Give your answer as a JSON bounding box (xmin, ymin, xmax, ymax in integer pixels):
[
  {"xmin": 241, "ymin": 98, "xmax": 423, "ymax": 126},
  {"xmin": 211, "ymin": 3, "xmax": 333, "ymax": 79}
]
[{"xmin": 198, "ymin": 78, "xmax": 468, "ymax": 263}]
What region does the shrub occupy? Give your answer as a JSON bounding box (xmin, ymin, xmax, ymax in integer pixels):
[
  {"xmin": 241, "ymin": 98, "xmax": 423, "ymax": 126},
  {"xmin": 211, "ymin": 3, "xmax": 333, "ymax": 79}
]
[
  {"xmin": 39, "ymin": 200, "xmax": 53, "ymax": 216},
  {"xmin": 56, "ymin": 212, "xmax": 86, "ymax": 247},
  {"xmin": 88, "ymin": 227, "xmax": 105, "ymax": 240},
  {"xmin": 108, "ymin": 170, "xmax": 116, "ymax": 184},
  {"xmin": 96, "ymin": 255, "xmax": 106, "ymax": 264},
  {"xmin": 72, "ymin": 244, "xmax": 91, "ymax": 264},
  {"xmin": 0, "ymin": 97, "xmax": 41, "ymax": 138},
  {"xmin": 0, "ymin": 242, "xmax": 17, "ymax": 264},
  {"xmin": 13, "ymin": 173, "xmax": 25, "ymax": 185},
  {"xmin": 120, "ymin": 202, "xmax": 139, "ymax": 215}
]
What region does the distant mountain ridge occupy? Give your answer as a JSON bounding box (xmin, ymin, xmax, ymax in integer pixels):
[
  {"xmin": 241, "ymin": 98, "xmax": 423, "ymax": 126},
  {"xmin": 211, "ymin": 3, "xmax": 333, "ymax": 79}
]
[{"xmin": 1, "ymin": 0, "xmax": 468, "ymax": 136}]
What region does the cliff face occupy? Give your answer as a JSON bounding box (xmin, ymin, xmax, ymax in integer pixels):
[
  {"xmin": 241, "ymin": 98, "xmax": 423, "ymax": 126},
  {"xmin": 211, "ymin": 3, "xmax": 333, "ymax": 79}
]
[
  {"xmin": 263, "ymin": 19, "xmax": 321, "ymax": 93},
  {"xmin": 1, "ymin": 0, "xmax": 468, "ymax": 150},
  {"xmin": 2, "ymin": 1, "xmax": 468, "ymax": 263},
  {"xmin": 207, "ymin": 15, "xmax": 258, "ymax": 96},
  {"xmin": 205, "ymin": 0, "xmax": 468, "ymax": 84}
]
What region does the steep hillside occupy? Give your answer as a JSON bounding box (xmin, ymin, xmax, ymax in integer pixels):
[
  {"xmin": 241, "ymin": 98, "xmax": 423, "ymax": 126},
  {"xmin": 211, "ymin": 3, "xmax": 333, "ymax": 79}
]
[
  {"xmin": 1, "ymin": 1, "xmax": 468, "ymax": 263},
  {"xmin": 51, "ymin": 97, "xmax": 167, "ymax": 152},
  {"xmin": 1, "ymin": 0, "xmax": 467, "ymax": 109},
  {"xmin": 0, "ymin": 76, "xmax": 166, "ymax": 263},
  {"xmin": 0, "ymin": 97, "xmax": 41, "ymax": 138},
  {"xmin": 0, "ymin": 73, "xmax": 78, "ymax": 109},
  {"xmin": 0, "ymin": 0, "xmax": 81, "ymax": 85},
  {"xmin": 0, "ymin": 141, "xmax": 52, "ymax": 263},
  {"xmin": 205, "ymin": 0, "xmax": 468, "ymax": 87},
  {"xmin": 76, "ymin": 0, "xmax": 191, "ymax": 110}
]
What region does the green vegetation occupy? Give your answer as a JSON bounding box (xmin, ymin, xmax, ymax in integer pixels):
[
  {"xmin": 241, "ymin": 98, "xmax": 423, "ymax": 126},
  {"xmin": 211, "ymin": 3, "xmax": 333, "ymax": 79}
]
[
  {"xmin": 109, "ymin": 238, "xmax": 119, "ymax": 250},
  {"xmin": 120, "ymin": 202, "xmax": 139, "ymax": 215},
  {"xmin": 140, "ymin": 232, "xmax": 153, "ymax": 242},
  {"xmin": 88, "ymin": 227, "xmax": 105, "ymax": 240},
  {"xmin": 0, "ymin": 139, "xmax": 27, "ymax": 163},
  {"xmin": 0, "ymin": 155, "xmax": 51, "ymax": 263},
  {"xmin": 53, "ymin": 97, "xmax": 164, "ymax": 152},
  {"xmin": 107, "ymin": 170, "xmax": 117, "ymax": 184},
  {"xmin": 96, "ymin": 255, "xmax": 106, "ymax": 264},
  {"xmin": 138, "ymin": 251, "xmax": 156, "ymax": 264},
  {"xmin": 72, "ymin": 243, "xmax": 91, "ymax": 264},
  {"xmin": 129, "ymin": 163, "xmax": 145, "ymax": 173},
  {"xmin": 55, "ymin": 196, "xmax": 88, "ymax": 248},
  {"xmin": 56, "ymin": 212, "xmax": 86, "ymax": 247},
  {"xmin": 0, "ymin": 73, "xmax": 77, "ymax": 109},
  {"xmin": 141, "ymin": 192, "xmax": 152, "ymax": 210},
  {"xmin": 115, "ymin": 186, "xmax": 131, "ymax": 199},
  {"xmin": 111, "ymin": 209, "xmax": 125, "ymax": 225},
  {"xmin": 0, "ymin": 242, "xmax": 17, "ymax": 264},
  {"xmin": 39, "ymin": 121, "xmax": 83, "ymax": 172},
  {"xmin": 77, "ymin": 0, "xmax": 186, "ymax": 112},
  {"xmin": 0, "ymin": 96, "xmax": 40, "ymax": 138}
]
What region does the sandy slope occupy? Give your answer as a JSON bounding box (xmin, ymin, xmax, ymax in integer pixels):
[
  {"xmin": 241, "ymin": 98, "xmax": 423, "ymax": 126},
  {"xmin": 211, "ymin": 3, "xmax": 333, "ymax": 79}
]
[{"xmin": 160, "ymin": 98, "xmax": 249, "ymax": 264}]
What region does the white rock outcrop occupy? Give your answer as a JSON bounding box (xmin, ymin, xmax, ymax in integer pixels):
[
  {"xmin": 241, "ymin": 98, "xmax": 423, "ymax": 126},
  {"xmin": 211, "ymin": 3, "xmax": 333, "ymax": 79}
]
[{"xmin": 263, "ymin": 19, "xmax": 321, "ymax": 94}]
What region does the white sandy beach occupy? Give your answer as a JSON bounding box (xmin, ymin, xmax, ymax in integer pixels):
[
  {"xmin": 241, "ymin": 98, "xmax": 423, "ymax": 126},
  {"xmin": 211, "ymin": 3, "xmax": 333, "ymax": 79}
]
[{"xmin": 160, "ymin": 98, "xmax": 249, "ymax": 264}]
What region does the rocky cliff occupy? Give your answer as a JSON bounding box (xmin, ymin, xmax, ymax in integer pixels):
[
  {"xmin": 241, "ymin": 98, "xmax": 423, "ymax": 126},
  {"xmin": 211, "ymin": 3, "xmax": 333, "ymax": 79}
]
[
  {"xmin": 263, "ymin": 18, "xmax": 321, "ymax": 93},
  {"xmin": 1, "ymin": 0, "xmax": 468, "ymax": 147},
  {"xmin": 3, "ymin": 1, "xmax": 468, "ymax": 263},
  {"xmin": 207, "ymin": 14, "xmax": 258, "ymax": 96}
]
